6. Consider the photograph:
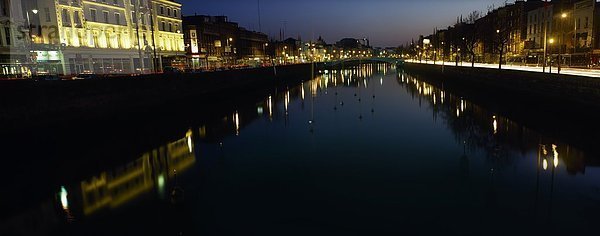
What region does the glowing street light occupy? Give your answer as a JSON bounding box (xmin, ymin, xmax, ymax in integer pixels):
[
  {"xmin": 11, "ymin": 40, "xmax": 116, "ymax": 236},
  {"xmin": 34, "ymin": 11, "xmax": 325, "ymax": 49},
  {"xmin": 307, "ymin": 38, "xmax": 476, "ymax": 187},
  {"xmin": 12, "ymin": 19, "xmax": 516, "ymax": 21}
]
[{"xmin": 561, "ymin": 13, "xmax": 567, "ymax": 18}]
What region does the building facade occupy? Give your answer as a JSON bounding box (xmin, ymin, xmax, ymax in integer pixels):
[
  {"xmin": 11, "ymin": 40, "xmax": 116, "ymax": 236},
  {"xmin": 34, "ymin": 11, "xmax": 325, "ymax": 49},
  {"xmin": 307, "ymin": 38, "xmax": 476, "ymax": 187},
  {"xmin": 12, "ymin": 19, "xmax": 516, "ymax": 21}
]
[
  {"xmin": 183, "ymin": 15, "xmax": 268, "ymax": 70},
  {"xmin": 28, "ymin": 0, "xmax": 184, "ymax": 76}
]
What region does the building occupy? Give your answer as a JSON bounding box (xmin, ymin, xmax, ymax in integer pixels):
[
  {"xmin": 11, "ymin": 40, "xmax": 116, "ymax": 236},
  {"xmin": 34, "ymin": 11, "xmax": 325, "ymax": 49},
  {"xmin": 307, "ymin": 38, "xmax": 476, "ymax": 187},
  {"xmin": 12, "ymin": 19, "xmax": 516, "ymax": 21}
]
[
  {"xmin": 183, "ymin": 15, "xmax": 268, "ymax": 69},
  {"xmin": 526, "ymin": 3, "xmax": 554, "ymax": 63},
  {"xmin": 29, "ymin": 0, "xmax": 184, "ymax": 75},
  {"xmin": 237, "ymin": 27, "xmax": 268, "ymax": 65},
  {"xmin": 1, "ymin": 0, "xmax": 33, "ymax": 77}
]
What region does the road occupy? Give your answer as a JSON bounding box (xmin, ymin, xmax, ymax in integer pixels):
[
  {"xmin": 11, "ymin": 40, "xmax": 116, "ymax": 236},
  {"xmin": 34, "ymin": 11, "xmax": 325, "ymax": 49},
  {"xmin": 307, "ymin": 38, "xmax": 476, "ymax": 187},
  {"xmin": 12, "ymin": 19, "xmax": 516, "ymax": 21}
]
[{"xmin": 406, "ymin": 59, "xmax": 600, "ymax": 78}]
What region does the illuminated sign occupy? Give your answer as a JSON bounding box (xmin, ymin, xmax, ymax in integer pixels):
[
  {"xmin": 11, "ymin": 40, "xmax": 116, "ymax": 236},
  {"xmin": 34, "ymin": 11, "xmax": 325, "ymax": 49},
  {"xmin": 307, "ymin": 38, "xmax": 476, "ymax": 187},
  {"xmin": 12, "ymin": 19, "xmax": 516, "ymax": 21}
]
[
  {"xmin": 190, "ymin": 30, "xmax": 199, "ymax": 53},
  {"xmin": 35, "ymin": 51, "xmax": 61, "ymax": 61}
]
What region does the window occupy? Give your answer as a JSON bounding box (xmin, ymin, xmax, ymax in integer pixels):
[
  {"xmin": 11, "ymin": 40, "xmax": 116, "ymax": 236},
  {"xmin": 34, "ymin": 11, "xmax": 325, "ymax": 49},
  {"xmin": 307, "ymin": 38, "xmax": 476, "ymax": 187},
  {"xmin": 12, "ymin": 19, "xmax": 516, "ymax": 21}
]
[
  {"xmin": 168, "ymin": 22, "xmax": 172, "ymax": 32},
  {"xmin": 161, "ymin": 21, "xmax": 165, "ymax": 30},
  {"xmin": 140, "ymin": 13, "xmax": 145, "ymax": 25},
  {"xmin": 103, "ymin": 11, "xmax": 109, "ymax": 23},
  {"xmin": 74, "ymin": 11, "xmax": 81, "ymax": 26},
  {"xmin": 175, "ymin": 24, "xmax": 179, "ymax": 32},
  {"xmin": 173, "ymin": 9, "xmax": 177, "ymax": 17},
  {"xmin": 4, "ymin": 27, "xmax": 10, "ymax": 45},
  {"xmin": 167, "ymin": 8, "xmax": 171, "ymax": 16},
  {"xmin": 585, "ymin": 17, "xmax": 589, "ymax": 29},
  {"xmin": 577, "ymin": 18, "xmax": 581, "ymax": 29},
  {"xmin": 115, "ymin": 13, "xmax": 120, "ymax": 25},
  {"xmin": 0, "ymin": 0, "xmax": 7, "ymax": 16},
  {"xmin": 90, "ymin": 9, "xmax": 97, "ymax": 22},
  {"xmin": 131, "ymin": 11, "xmax": 136, "ymax": 23},
  {"xmin": 45, "ymin": 7, "xmax": 51, "ymax": 22},
  {"xmin": 160, "ymin": 6, "xmax": 164, "ymax": 15},
  {"xmin": 62, "ymin": 9, "xmax": 71, "ymax": 26}
]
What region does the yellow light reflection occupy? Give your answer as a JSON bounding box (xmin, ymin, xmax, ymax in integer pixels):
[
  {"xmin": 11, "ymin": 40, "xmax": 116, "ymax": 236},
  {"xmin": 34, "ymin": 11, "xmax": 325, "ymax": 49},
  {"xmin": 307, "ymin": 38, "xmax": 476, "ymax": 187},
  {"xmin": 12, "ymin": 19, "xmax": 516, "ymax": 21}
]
[
  {"xmin": 234, "ymin": 111, "xmax": 240, "ymax": 136},
  {"xmin": 186, "ymin": 129, "xmax": 193, "ymax": 153},
  {"xmin": 543, "ymin": 158, "xmax": 548, "ymax": 171},
  {"xmin": 493, "ymin": 116, "xmax": 498, "ymax": 134},
  {"xmin": 552, "ymin": 144, "xmax": 559, "ymax": 168},
  {"xmin": 268, "ymin": 96, "xmax": 273, "ymax": 117},
  {"xmin": 285, "ymin": 91, "xmax": 290, "ymax": 112}
]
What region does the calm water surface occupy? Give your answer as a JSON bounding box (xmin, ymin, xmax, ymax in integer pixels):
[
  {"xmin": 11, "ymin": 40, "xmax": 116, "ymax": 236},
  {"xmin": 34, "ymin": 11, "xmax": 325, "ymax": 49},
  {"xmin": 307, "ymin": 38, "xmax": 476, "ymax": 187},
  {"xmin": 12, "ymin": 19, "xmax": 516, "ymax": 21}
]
[{"xmin": 2, "ymin": 64, "xmax": 600, "ymax": 235}]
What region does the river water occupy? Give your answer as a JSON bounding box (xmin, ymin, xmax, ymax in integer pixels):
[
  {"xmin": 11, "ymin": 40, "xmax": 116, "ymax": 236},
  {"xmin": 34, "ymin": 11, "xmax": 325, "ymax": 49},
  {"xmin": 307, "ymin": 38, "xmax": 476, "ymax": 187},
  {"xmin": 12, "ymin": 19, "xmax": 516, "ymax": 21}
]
[{"xmin": 2, "ymin": 64, "xmax": 599, "ymax": 235}]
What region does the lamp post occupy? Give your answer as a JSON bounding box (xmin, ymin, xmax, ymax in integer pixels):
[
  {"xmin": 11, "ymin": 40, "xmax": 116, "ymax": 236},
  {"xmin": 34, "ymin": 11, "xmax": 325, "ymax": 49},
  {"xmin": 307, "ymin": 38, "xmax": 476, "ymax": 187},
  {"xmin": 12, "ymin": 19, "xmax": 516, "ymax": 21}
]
[
  {"xmin": 441, "ymin": 42, "xmax": 445, "ymax": 66},
  {"xmin": 496, "ymin": 29, "xmax": 503, "ymax": 69},
  {"xmin": 263, "ymin": 42, "xmax": 268, "ymax": 65},
  {"xmin": 226, "ymin": 37, "xmax": 233, "ymax": 66},
  {"xmin": 549, "ymin": 38, "xmax": 555, "ymax": 73},
  {"xmin": 559, "ymin": 12, "xmax": 567, "ymax": 74},
  {"xmin": 26, "ymin": 9, "xmax": 39, "ymax": 77}
]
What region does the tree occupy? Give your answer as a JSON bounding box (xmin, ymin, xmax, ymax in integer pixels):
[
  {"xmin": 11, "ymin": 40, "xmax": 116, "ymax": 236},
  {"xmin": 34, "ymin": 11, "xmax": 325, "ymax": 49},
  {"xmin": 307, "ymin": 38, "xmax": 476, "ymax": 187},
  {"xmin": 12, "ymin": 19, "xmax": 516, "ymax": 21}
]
[
  {"xmin": 458, "ymin": 11, "xmax": 481, "ymax": 67},
  {"xmin": 492, "ymin": 9, "xmax": 511, "ymax": 69}
]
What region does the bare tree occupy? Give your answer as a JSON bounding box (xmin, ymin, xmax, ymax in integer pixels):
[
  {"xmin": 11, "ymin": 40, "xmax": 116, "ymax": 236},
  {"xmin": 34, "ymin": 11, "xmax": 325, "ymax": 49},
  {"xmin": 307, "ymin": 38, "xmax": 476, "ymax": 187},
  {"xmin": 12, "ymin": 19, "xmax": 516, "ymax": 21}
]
[{"xmin": 459, "ymin": 11, "xmax": 481, "ymax": 67}]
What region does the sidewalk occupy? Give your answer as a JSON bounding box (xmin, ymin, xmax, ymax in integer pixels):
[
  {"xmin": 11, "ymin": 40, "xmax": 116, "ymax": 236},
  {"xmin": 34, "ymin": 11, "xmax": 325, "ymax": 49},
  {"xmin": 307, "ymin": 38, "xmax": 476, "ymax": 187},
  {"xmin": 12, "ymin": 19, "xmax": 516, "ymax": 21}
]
[{"xmin": 406, "ymin": 59, "xmax": 600, "ymax": 78}]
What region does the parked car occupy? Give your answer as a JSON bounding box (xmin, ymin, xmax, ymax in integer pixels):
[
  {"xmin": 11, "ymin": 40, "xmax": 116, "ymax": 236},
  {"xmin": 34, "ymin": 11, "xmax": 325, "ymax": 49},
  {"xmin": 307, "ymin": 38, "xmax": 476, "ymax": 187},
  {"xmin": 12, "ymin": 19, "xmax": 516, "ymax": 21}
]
[{"xmin": 163, "ymin": 66, "xmax": 182, "ymax": 73}]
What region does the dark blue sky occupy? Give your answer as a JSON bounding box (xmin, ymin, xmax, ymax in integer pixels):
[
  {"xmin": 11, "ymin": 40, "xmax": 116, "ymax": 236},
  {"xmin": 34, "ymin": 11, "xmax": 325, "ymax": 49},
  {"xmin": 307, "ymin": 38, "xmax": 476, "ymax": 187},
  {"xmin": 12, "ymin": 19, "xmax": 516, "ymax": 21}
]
[{"xmin": 179, "ymin": 0, "xmax": 510, "ymax": 47}]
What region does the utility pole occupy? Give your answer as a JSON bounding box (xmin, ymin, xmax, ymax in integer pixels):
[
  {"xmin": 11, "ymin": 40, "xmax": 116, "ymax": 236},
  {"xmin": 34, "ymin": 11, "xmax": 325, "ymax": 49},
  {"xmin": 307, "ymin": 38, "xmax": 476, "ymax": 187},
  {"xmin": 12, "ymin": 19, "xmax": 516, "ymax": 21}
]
[
  {"xmin": 543, "ymin": 16, "xmax": 548, "ymax": 73},
  {"xmin": 257, "ymin": 0, "xmax": 262, "ymax": 32}
]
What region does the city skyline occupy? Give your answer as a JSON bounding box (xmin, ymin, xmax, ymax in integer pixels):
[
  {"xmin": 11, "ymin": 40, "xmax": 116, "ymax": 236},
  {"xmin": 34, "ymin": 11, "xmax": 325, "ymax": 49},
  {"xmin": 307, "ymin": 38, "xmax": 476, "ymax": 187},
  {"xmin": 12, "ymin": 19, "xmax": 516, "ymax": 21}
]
[{"xmin": 179, "ymin": 0, "xmax": 513, "ymax": 47}]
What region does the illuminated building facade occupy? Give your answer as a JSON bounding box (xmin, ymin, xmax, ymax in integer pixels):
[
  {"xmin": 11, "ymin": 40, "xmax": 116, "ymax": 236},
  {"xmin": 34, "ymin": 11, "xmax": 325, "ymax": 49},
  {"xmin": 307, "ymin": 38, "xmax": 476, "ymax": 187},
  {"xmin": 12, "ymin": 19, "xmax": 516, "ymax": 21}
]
[{"xmin": 31, "ymin": 0, "xmax": 184, "ymax": 75}]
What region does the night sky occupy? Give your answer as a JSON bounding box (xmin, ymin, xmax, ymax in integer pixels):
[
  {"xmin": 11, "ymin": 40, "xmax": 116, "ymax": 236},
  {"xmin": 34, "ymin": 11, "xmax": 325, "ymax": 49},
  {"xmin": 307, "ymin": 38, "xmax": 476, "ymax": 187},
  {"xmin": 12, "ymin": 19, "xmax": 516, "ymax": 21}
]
[{"xmin": 179, "ymin": 0, "xmax": 511, "ymax": 47}]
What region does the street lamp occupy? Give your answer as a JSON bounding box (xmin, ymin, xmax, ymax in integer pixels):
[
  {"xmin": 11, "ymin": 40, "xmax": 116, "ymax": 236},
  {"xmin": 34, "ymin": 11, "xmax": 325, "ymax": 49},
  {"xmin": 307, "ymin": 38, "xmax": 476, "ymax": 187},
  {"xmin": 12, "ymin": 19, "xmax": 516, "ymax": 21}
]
[{"xmin": 558, "ymin": 13, "xmax": 567, "ymax": 74}]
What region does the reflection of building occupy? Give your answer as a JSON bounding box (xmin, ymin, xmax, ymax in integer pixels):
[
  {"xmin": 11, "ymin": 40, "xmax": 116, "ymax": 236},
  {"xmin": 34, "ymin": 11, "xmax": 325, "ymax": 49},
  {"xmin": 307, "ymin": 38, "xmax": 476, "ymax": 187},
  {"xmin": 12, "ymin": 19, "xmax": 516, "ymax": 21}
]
[
  {"xmin": 29, "ymin": 0, "xmax": 184, "ymax": 75},
  {"xmin": 0, "ymin": 0, "xmax": 30, "ymax": 77},
  {"xmin": 183, "ymin": 15, "xmax": 268, "ymax": 69},
  {"xmin": 78, "ymin": 130, "xmax": 195, "ymax": 216}
]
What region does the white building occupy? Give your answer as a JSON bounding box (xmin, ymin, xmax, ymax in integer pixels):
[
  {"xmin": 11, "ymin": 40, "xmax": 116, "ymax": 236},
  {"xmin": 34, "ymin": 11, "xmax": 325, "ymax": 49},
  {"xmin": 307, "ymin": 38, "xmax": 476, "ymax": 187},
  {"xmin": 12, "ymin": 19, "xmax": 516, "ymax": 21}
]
[
  {"xmin": 573, "ymin": 0, "xmax": 595, "ymax": 52},
  {"xmin": 527, "ymin": 5, "xmax": 554, "ymax": 50},
  {"xmin": 31, "ymin": 0, "xmax": 184, "ymax": 75}
]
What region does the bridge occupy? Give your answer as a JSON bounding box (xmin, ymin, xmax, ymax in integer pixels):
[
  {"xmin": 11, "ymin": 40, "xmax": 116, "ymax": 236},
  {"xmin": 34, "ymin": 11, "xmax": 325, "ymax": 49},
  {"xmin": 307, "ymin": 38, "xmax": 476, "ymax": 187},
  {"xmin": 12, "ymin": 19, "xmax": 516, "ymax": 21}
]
[{"xmin": 324, "ymin": 57, "xmax": 405, "ymax": 67}]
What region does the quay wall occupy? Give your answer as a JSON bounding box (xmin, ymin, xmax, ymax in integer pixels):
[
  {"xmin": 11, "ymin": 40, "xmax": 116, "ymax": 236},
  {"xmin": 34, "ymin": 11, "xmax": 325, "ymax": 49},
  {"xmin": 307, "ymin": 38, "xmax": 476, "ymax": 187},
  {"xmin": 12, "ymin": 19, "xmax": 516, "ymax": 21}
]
[{"xmin": 0, "ymin": 63, "xmax": 320, "ymax": 131}]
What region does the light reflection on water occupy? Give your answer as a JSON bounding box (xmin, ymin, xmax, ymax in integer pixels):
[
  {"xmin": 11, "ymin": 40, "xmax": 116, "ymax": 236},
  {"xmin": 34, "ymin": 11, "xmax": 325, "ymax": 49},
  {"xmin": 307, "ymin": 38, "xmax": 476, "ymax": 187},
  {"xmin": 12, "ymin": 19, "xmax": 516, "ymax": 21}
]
[{"xmin": 2, "ymin": 64, "xmax": 600, "ymax": 235}]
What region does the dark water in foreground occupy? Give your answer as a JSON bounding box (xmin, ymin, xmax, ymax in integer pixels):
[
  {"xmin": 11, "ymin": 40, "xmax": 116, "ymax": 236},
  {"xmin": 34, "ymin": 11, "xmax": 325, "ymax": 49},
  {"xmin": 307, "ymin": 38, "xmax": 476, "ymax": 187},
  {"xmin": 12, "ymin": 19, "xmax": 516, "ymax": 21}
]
[{"xmin": 2, "ymin": 64, "xmax": 600, "ymax": 235}]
